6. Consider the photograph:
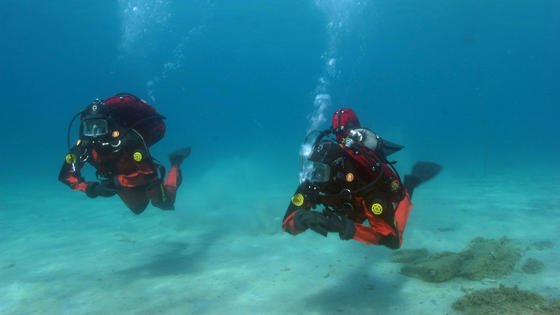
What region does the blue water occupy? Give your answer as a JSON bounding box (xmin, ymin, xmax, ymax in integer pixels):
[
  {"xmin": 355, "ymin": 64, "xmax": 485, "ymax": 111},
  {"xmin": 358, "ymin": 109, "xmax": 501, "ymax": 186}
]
[
  {"xmin": 1, "ymin": 0, "xmax": 559, "ymax": 313},
  {"xmin": 2, "ymin": 0, "xmax": 558, "ymax": 179}
]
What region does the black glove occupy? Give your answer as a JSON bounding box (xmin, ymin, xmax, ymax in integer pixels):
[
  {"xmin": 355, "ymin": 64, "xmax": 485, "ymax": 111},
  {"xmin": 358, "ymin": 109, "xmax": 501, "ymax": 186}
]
[
  {"xmin": 294, "ymin": 210, "xmax": 356, "ymax": 240},
  {"xmin": 322, "ymin": 210, "xmax": 356, "ymax": 240},
  {"xmin": 86, "ymin": 181, "xmax": 117, "ymax": 198},
  {"xmin": 294, "ymin": 210, "xmax": 329, "ymax": 236}
]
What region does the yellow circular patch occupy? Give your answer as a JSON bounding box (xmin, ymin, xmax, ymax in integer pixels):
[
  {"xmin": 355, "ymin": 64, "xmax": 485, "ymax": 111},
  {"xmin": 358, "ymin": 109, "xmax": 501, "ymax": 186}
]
[
  {"xmin": 291, "ymin": 193, "xmax": 304, "ymax": 207},
  {"xmin": 111, "ymin": 130, "xmax": 120, "ymax": 138},
  {"xmin": 65, "ymin": 153, "xmax": 77, "ymax": 164},
  {"xmin": 132, "ymin": 151, "xmax": 143, "ymax": 162},
  {"xmin": 371, "ymin": 203, "xmax": 383, "ymax": 215},
  {"xmin": 345, "ymin": 172, "xmax": 355, "ymax": 182}
]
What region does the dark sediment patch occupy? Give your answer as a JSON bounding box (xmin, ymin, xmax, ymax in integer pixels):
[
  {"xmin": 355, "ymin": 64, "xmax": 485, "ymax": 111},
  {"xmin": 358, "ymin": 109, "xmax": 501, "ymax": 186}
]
[
  {"xmin": 458, "ymin": 237, "xmax": 521, "ymax": 280},
  {"xmin": 527, "ymin": 240, "xmax": 554, "ymax": 251},
  {"xmin": 400, "ymin": 252, "xmax": 463, "ymax": 282},
  {"xmin": 453, "ymin": 285, "xmax": 560, "ymax": 315},
  {"xmin": 395, "ymin": 237, "xmax": 522, "ymax": 282},
  {"xmin": 522, "ymin": 258, "xmax": 545, "ymax": 274}
]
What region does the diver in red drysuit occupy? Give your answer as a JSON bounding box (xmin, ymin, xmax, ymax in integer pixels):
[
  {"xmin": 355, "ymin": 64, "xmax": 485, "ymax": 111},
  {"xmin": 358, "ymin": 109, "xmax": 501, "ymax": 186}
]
[
  {"xmin": 59, "ymin": 93, "xmax": 190, "ymax": 214},
  {"xmin": 282, "ymin": 108, "xmax": 441, "ymax": 248}
]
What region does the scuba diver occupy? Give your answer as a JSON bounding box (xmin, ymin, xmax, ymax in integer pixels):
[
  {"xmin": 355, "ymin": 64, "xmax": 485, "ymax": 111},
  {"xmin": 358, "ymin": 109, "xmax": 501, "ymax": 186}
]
[
  {"xmin": 59, "ymin": 93, "xmax": 191, "ymax": 214},
  {"xmin": 282, "ymin": 108, "xmax": 441, "ymax": 249}
]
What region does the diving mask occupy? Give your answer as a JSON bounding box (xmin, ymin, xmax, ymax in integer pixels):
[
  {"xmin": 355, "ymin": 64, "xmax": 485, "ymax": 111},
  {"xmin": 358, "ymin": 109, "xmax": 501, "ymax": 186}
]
[{"xmin": 82, "ymin": 119, "xmax": 109, "ymax": 137}]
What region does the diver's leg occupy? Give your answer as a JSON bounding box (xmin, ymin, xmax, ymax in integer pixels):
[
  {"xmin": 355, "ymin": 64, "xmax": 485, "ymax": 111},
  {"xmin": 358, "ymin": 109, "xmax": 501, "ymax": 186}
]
[
  {"xmin": 118, "ymin": 189, "xmax": 149, "ymax": 214},
  {"xmin": 404, "ymin": 175, "xmax": 421, "ymax": 198},
  {"xmin": 149, "ymin": 165, "xmax": 182, "ymax": 210},
  {"xmin": 150, "ymin": 147, "xmax": 189, "ymax": 210},
  {"xmin": 356, "ymin": 195, "xmax": 412, "ymax": 249}
]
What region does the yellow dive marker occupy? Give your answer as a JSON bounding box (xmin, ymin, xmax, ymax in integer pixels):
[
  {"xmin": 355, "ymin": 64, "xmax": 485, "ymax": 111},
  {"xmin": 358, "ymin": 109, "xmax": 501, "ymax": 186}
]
[
  {"xmin": 65, "ymin": 153, "xmax": 77, "ymax": 164},
  {"xmin": 132, "ymin": 151, "xmax": 143, "ymax": 162},
  {"xmin": 371, "ymin": 203, "xmax": 383, "ymax": 215},
  {"xmin": 291, "ymin": 193, "xmax": 304, "ymax": 207},
  {"xmin": 76, "ymin": 139, "xmax": 81, "ymax": 146},
  {"xmin": 345, "ymin": 172, "xmax": 355, "ymax": 182}
]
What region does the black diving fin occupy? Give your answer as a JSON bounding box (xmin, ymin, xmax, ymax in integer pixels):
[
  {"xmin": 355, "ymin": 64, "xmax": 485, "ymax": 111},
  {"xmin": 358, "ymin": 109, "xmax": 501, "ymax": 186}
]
[
  {"xmin": 169, "ymin": 147, "xmax": 191, "ymax": 166},
  {"xmin": 411, "ymin": 161, "xmax": 442, "ymax": 182},
  {"xmin": 404, "ymin": 161, "xmax": 442, "ymax": 198},
  {"xmin": 380, "ymin": 139, "xmax": 404, "ymax": 156}
]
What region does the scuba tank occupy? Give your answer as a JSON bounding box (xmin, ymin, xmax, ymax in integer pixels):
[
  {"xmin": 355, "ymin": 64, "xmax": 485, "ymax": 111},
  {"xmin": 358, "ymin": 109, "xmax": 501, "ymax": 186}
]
[{"xmin": 66, "ymin": 93, "xmax": 166, "ymax": 151}]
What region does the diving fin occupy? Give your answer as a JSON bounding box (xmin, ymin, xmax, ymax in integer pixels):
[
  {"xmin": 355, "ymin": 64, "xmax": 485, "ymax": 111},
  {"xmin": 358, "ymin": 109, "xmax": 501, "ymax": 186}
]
[
  {"xmin": 169, "ymin": 147, "xmax": 191, "ymax": 166},
  {"xmin": 404, "ymin": 161, "xmax": 442, "ymax": 198},
  {"xmin": 380, "ymin": 139, "xmax": 404, "ymax": 156},
  {"xmin": 411, "ymin": 161, "xmax": 442, "ymax": 182}
]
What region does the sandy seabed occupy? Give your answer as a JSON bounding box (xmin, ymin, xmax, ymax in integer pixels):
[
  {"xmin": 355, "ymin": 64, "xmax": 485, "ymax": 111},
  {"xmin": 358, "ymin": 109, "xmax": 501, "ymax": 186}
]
[{"xmin": 1, "ymin": 162, "xmax": 559, "ymax": 315}]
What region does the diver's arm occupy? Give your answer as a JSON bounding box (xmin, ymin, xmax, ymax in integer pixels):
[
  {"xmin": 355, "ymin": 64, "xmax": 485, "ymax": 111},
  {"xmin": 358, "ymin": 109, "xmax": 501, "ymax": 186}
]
[
  {"xmin": 351, "ymin": 199, "xmax": 411, "ymax": 249},
  {"xmin": 121, "ymin": 130, "xmax": 155, "ymax": 166},
  {"xmin": 282, "ymin": 183, "xmax": 356, "ymax": 238},
  {"xmin": 123, "ymin": 130, "xmax": 150, "ymax": 153},
  {"xmin": 281, "ymin": 185, "xmax": 315, "ymax": 235},
  {"xmin": 352, "ymin": 223, "xmax": 395, "ymax": 246},
  {"xmin": 58, "ymin": 147, "xmax": 117, "ymax": 198},
  {"xmin": 58, "ymin": 146, "xmax": 89, "ymax": 192}
]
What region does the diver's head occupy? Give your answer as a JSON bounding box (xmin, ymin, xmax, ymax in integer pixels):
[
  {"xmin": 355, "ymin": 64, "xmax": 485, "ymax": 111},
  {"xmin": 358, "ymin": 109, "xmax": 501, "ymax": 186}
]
[
  {"xmin": 332, "ymin": 108, "xmax": 361, "ymax": 140},
  {"xmin": 79, "ymin": 99, "xmax": 113, "ymax": 139},
  {"xmin": 301, "ymin": 140, "xmax": 344, "ymax": 185}
]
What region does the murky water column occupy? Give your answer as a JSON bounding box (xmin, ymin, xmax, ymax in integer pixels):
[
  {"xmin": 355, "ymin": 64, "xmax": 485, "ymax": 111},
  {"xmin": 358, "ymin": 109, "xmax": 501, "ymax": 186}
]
[{"xmin": 300, "ymin": 0, "xmax": 365, "ymax": 182}]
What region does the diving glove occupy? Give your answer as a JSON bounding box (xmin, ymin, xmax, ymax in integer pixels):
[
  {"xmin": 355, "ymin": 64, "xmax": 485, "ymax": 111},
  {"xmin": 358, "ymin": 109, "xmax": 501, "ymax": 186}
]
[
  {"xmin": 294, "ymin": 210, "xmax": 355, "ymax": 240},
  {"xmin": 294, "ymin": 210, "xmax": 329, "ymax": 236},
  {"xmin": 322, "ymin": 210, "xmax": 356, "ymax": 240},
  {"xmin": 86, "ymin": 181, "xmax": 117, "ymax": 198}
]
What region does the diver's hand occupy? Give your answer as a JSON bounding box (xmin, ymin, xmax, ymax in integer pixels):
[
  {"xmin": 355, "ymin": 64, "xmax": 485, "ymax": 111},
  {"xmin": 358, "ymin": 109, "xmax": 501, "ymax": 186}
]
[
  {"xmin": 322, "ymin": 210, "xmax": 356, "ymax": 240},
  {"xmin": 86, "ymin": 181, "xmax": 117, "ymax": 198},
  {"xmin": 294, "ymin": 210, "xmax": 355, "ymax": 239},
  {"xmin": 294, "ymin": 210, "xmax": 329, "ymax": 236}
]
